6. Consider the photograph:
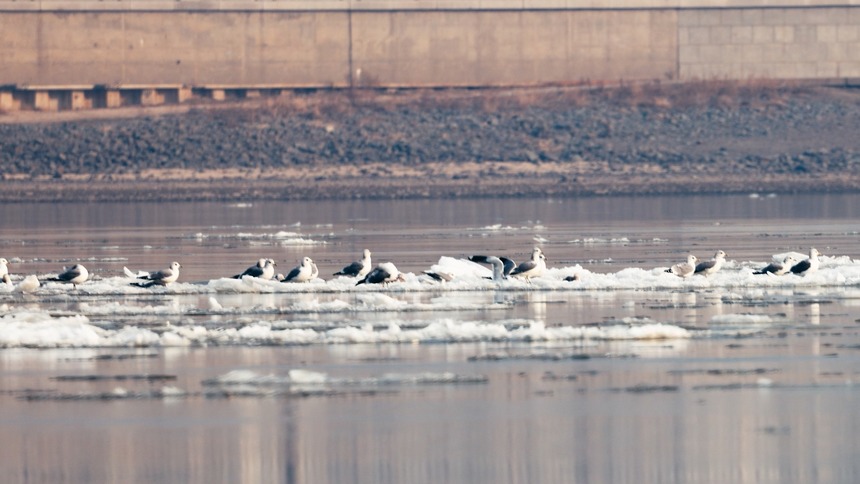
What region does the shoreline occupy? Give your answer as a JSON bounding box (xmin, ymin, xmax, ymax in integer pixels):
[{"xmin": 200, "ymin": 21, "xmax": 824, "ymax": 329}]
[{"xmin": 2, "ymin": 168, "xmax": 857, "ymax": 203}]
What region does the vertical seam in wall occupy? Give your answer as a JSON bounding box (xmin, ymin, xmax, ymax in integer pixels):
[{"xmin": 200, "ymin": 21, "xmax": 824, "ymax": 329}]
[
  {"xmin": 676, "ymin": 7, "xmax": 681, "ymax": 81},
  {"xmin": 348, "ymin": 9, "xmax": 354, "ymax": 89}
]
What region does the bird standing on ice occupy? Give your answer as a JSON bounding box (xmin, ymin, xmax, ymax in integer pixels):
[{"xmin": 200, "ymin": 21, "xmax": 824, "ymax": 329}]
[
  {"xmin": 510, "ymin": 247, "xmax": 547, "ymax": 281},
  {"xmin": 667, "ymin": 254, "xmax": 698, "ymax": 278},
  {"xmin": 128, "ymin": 261, "xmax": 181, "ymax": 287},
  {"xmin": 0, "ymin": 258, "xmax": 8, "ymax": 279},
  {"xmin": 282, "ymin": 257, "xmax": 318, "ymax": 283},
  {"xmin": 694, "ymin": 250, "xmax": 727, "ymax": 277},
  {"xmin": 48, "ymin": 264, "xmax": 90, "ymax": 288},
  {"xmin": 753, "ymin": 255, "xmax": 797, "ymax": 276},
  {"xmin": 356, "ymin": 262, "xmax": 405, "ymax": 286},
  {"xmin": 334, "ymin": 249, "xmax": 372, "ymax": 278},
  {"xmin": 233, "ymin": 258, "xmax": 276, "ymax": 280},
  {"xmin": 790, "ymin": 248, "xmax": 820, "ymax": 276}
]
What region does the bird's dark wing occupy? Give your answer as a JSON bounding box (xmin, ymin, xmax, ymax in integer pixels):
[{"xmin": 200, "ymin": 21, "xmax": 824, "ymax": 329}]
[
  {"xmin": 335, "ymin": 261, "xmax": 363, "ymax": 276},
  {"xmin": 790, "ymin": 259, "xmax": 811, "ymax": 274},
  {"xmin": 282, "ymin": 267, "xmax": 301, "ymax": 282},
  {"xmin": 500, "ymin": 258, "xmax": 516, "ymax": 276},
  {"xmin": 511, "ymin": 260, "xmax": 537, "ymax": 275},
  {"xmin": 234, "ymin": 266, "xmax": 263, "ymax": 279},
  {"xmin": 694, "ymin": 260, "xmax": 715, "ymax": 273},
  {"xmin": 58, "ymin": 267, "xmax": 82, "ymax": 282},
  {"xmin": 753, "ymin": 263, "xmax": 780, "ymax": 275}
]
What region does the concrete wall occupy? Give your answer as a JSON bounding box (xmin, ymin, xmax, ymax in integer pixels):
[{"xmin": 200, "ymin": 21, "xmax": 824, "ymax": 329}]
[
  {"xmin": 0, "ymin": 1, "xmax": 858, "ymax": 110},
  {"xmin": 0, "ymin": 12, "xmax": 351, "ymax": 86},
  {"xmin": 680, "ymin": 7, "xmax": 860, "ymax": 79},
  {"xmin": 351, "ymin": 10, "xmax": 677, "ymax": 87}
]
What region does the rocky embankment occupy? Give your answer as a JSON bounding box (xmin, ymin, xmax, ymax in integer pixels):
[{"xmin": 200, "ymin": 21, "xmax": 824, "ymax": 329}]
[{"xmin": 1, "ymin": 82, "xmax": 859, "ymax": 202}]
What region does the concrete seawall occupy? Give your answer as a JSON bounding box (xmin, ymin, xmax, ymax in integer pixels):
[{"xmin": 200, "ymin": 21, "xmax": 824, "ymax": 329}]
[{"xmin": 1, "ymin": 0, "xmax": 859, "ymax": 111}]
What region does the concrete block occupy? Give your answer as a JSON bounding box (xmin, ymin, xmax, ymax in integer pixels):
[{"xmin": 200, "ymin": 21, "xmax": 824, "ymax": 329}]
[
  {"xmin": 0, "ymin": 91, "xmax": 17, "ymax": 111},
  {"xmin": 782, "ymin": 9, "xmax": 807, "ymax": 26},
  {"xmin": 678, "ymin": 45, "xmax": 700, "ymax": 65},
  {"xmin": 709, "ymin": 26, "xmax": 732, "ymax": 44},
  {"xmin": 804, "ymin": 8, "xmax": 840, "ymax": 25},
  {"xmin": 141, "ymin": 89, "xmax": 165, "ymax": 105},
  {"xmin": 752, "ymin": 26, "xmax": 773, "ymax": 43},
  {"xmin": 721, "ymin": 44, "xmax": 745, "ymax": 64},
  {"xmin": 817, "ymin": 25, "xmax": 838, "ymax": 43},
  {"xmin": 71, "ymin": 91, "xmax": 89, "ymax": 110},
  {"xmin": 688, "ymin": 26, "xmax": 710, "ymax": 45},
  {"xmin": 794, "ymin": 25, "xmax": 818, "ymax": 43},
  {"xmin": 698, "ymin": 45, "xmax": 723, "ymax": 63},
  {"xmin": 33, "ymin": 91, "xmax": 58, "ymax": 111},
  {"xmin": 696, "ymin": 10, "xmax": 721, "ymax": 27},
  {"xmin": 719, "ymin": 9, "xmax": 744, "ymax": 26},
  {"xmin": 105, "ymin": 90, "xmax": 122, "ymax": 108},
  {"xmin": 678, "ymin": 26, "xmax": 690, "ymax": 45},
  {"xmin": 740, "ymin": 45, "xmax": 764, "ymax": 63},
  {"xmin": 816, "ymin": 62, "xmax": 839, "ymax": 78},
  {"xmin": 677, "ymin": 10, "xmax": 698, "ymax": 28},
  {"xmin": 177, "ymin": 87, "xmax": 193, "ymax": 103},
  {"xmin": 838, "ymin": 62, "xmax": 860, "ymax": 77},
  {"xmin": 774, "ymin": 25, "xmax": 794, "ymax": 43},
  {"xmin": 731, "ymin": 26, "xmax": 754, "ymax": 44},
  {"xmin": 760, "ymin": 43, "xmax": 785, "ymax": 62},
  {"xmin": 761, "ymin": 8, "xmax": 786, "ymax": 26},
  {"xmin": 828, "ymin": 42, "xmax": 860, "ymax": 62},
  {"xmin": 740, "ymin": 8, "xmax": 763, "ymax": 25},
  {"xmin": 837, "ymin": 25, "xmax": 859, "ymax": 42},
  {"xmin": 849, "ymin": 42, "xmax": 860, "ymax": 61}
]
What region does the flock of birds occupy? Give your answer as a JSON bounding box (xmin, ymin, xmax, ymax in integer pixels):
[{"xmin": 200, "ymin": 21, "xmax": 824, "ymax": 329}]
[
  {"xmin": 665, "ymin": 248, "xmax": 821, "ymax": 278},
  {"xmin": 0, "ymin": 246, "xmax": 822, "ymax": 292},
  {"xmin": 0, "ymin": 247, "xmax": 550, "ymax": 291}
]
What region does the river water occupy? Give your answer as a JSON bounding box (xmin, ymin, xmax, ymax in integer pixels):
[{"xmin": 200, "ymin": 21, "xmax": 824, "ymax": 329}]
[{"xmin": 1, "ymin": 194, "xmax": 860, "ymax": 483}]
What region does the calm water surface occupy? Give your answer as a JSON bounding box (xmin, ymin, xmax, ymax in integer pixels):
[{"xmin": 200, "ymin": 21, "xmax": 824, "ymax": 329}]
[{"xmin": 1, "ymin": 194, "xmax": 860, "ymax": 484}]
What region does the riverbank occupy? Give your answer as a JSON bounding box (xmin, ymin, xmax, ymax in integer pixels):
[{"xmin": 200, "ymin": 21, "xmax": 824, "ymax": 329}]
[{"xmin": 1, "ymin": 81, "xmax": 858, "ymax": 202}]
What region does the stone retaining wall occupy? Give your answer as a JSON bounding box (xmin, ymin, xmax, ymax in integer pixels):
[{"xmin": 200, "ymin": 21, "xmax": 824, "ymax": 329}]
[{"xmin": 1, "ymin": 1, "xmax": 858, "ymax": 111}]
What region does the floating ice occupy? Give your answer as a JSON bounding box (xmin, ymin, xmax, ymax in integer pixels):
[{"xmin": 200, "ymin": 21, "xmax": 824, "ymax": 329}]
[{"xmin": 2, "ymin": 255, "xmax": 858, "ymax": 298}]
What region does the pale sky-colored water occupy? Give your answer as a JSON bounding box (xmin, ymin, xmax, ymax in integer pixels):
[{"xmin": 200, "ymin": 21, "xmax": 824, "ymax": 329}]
[{"xmin": 1, "ymin": 194, "xmax": 860, "ymax": 483}]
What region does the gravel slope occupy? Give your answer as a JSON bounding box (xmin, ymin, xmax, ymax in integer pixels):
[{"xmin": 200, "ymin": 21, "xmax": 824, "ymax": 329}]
[{"xmin": 1, "ymin": 83, "xmax": 858, "ymax": 201}]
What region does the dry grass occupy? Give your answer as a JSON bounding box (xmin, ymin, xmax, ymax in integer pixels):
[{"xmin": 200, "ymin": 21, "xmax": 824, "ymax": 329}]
[{"xmin": 191, "ymin": 78, "xmax": 815, "ymax": 125}]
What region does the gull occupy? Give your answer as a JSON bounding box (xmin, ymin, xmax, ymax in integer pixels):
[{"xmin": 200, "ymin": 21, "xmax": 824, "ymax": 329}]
[
  {"xmin": 334, "ymin": 249, "xmax": 372, "ymax": 278},
  {"xmin": 754, "ymin": 255, "xmax": 798, "ymax": 276},
  {"xmin": 356, "ymin": 262, "xmax": 405, "ymax": 286},
  {"xmin": 128, "ymin": 261, "xmax": 181, "ymax": 287},
  {"xmin": 790, "ymin": 248, "xmax": 821, "ymax": 276},
  {"xmin": 233, "ymin": 258, "xmax": 276, "ymax": 280},
  {"xmin": 694, "ymin": 250, "xmax": 727, "ymax": 277},
  {"xmin": 47, "ymin": 264, "xmax": 89, "ymax": 288},
  {"xmin": 510, "ymin": 247, "xmax": 547, "ymax": 281},
  {"xmin": 282, "ymin": 257, "xmax": 317, "ymax": 283},
  {"xmin": 468, "ymin": 255, "xmax": 517, "ymax": 282},
  {"xmin": 0, "ymin": 258, "xmax": 8, "ymax": 279},
  {"xmin": 423, "ymin": 270, "xmax": 454, "ymax": 283},
  {"xmin": 666, "ymin": 255, "xmax": 698, "ymax": 278}
]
